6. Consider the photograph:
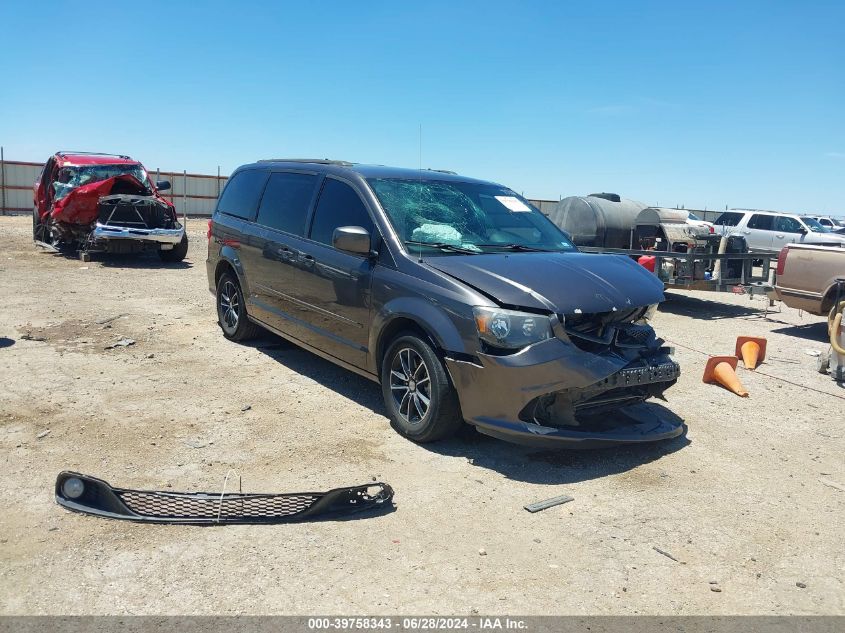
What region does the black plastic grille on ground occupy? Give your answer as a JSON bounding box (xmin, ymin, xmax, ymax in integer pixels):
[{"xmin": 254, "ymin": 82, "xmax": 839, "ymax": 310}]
[
  {"xmin": 117, "ymin": 490, "xmax": 320, "ymax": 520},
  {"xmin": 54, "ymin": 471, "xmax": 394, "ymax": 524}
]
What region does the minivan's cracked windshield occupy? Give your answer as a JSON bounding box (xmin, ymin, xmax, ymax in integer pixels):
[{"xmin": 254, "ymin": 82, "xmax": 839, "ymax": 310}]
[{"xmin": 369, "ymin": 178, "xmax": 576, "ymax": 255}]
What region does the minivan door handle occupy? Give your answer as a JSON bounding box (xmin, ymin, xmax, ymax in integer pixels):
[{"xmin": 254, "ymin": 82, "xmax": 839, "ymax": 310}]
[{"xmin": 775, "ymin": 233, "xmax": 784, "ymax": 238}]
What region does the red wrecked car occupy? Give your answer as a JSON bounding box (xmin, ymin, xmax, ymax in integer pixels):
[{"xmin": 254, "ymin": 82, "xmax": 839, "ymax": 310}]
[{"xmin": 33, "ymin": 151, "xmax": 188, "ymax": 261}]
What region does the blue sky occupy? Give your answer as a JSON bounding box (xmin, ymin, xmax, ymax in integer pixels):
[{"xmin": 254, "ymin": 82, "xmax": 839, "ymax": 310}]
[{"xmin": 1, "ymin": 1, "xmax": 842, "ymax": 213}]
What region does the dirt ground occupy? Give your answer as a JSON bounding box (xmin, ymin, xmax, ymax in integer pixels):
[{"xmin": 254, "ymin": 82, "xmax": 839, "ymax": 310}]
[{"xmin": 0, "ymin": 214, "xmax": 842, "ymax": 615}]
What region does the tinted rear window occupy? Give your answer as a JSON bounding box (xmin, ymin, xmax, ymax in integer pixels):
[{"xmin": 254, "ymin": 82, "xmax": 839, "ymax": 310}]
[
  {"xmin": 714, "ymin": 212, "xmax": 744, "ymax": 226},
  {"xmin": 216, "ymin": 169, "xmax": 268, "ymax": 220},
  {"xmin": 255, "ymin": 172, "xmax": 319, "ymax": 235},
  {"xmin": 309, "ymin": 179, "xmax": 375, "ymax": 247}
]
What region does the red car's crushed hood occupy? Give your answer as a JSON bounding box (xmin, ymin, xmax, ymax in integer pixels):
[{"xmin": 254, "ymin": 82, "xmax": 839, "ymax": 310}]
[{"xmin": 48, "ymin": 175, "xmax": 169, "ymax": 225}]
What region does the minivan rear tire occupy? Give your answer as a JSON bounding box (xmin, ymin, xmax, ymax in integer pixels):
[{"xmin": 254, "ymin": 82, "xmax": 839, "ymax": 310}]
[
  {"xmin": 216, "ymin": 272, "xmax": 261, "ymax": 342},
  {"xmin": 381, "ymin": 334, "xmax": 463, "ymax": 443}
]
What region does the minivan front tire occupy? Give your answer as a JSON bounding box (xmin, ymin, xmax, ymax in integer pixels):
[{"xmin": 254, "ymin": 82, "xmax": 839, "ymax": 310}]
[
  {"xmin": 381, "ymin": 333, "xmax": 463, "ymax": 443},
  {"xmin": 216, "ymin": 272, "xmax": 260, "ymax": 342}
]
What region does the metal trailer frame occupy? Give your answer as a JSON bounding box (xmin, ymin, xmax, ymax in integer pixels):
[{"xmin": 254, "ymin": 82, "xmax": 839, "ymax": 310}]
[{"xmin": 579, "ymin": 246, "xmax": 777, "ymax": 297}]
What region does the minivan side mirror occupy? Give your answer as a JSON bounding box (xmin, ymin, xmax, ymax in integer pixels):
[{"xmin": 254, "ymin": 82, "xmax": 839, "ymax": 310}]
[
  {"xmin": 156, "ymin": 180, "xmax": 171, "ymax": 191},
  {"xmin": 797, "ymin": 226, "xmax": 808, "ymax": 235},
  {"xmin": 333, "ymin": 226, "xmax": 372, "ymax": 256}
]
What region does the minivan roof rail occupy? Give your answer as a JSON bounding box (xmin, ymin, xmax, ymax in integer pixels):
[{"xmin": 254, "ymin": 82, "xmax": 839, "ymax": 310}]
[
  {"xmin": 57, "ymin": 151, "xmax": 133, "ymax": 160},
  {"xmin": 257, "ymin": 158, "xmax": 355, "ymax": 166},
  {"xmin": 424, "ymin": 168, "xmax": 458, "ymax": 175}
]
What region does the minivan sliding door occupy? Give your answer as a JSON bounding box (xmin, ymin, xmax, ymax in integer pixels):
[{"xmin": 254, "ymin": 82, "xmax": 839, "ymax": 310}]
[
  {"xmin": 249, "ymin": 171, "xmax": 321, "ymax": 335},
  {"xmin": 291, "ymin": 177, "xmax": 378, "ymax": 370}
]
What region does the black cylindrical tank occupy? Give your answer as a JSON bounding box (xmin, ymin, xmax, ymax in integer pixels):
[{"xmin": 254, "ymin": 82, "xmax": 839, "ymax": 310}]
[{"xmin": 547, "ymin": 193, "xmax": 648, "ymax": 248}]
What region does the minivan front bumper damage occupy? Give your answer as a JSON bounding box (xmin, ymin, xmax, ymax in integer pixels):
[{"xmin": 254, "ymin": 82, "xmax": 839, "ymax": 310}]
[{"xmin": 445, "ymin": 336, "xmax": 683, "ymax": 448}]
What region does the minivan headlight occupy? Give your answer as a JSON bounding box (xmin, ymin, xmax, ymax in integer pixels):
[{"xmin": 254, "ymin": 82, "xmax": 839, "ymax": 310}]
[{"xmin": 473, "ymin": 307, "xmax": 553, "ymax": 350}]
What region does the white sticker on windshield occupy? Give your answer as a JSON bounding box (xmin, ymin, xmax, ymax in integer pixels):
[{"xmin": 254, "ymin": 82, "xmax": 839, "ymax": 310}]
[{"xmin": 495, "ymin": 195, "xmax": 531, "ymax": 212}]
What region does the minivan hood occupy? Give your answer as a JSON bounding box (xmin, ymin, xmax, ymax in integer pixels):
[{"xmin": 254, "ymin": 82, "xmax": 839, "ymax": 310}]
[{"xmin": 424, "ymin": 252, "xmax": 665, "ymax": 314}]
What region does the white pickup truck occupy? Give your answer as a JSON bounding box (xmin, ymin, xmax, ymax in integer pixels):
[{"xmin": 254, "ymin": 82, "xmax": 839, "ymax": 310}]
[{"xmin": 774, "ymin": 243, "xmax": 845, "ymax": 315}]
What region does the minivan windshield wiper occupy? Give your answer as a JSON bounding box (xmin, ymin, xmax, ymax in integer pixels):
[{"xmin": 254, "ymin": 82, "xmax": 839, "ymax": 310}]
[
  {"xmin": 404, "ymin": 240, "xmax": 481, "ymax": 255},
  {"xmin": 475, "ymin": 243, "xmax": 557, "ymax": 252}
]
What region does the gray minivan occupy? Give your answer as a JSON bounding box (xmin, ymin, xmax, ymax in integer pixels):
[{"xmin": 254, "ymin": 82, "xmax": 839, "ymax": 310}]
[{"xmin": 206, "ymin": 160, "xmax": 683, "ymax": 447}]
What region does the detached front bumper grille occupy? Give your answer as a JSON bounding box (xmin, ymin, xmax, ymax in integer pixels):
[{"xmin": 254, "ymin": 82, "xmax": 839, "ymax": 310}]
[
  {"xmin": 117, "ymin": 490, "xmax": 320, "ymax": 520},
  {"xmin": 55, "ymin": 472, "xmax": 393, "ymax": 525}
]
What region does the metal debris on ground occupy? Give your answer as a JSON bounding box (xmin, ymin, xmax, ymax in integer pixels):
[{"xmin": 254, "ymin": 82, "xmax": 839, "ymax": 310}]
[
  {"xmin": 34, "ymin": 241, "xmax": 59, "ymax": 253},
  {"xmin": 653, "ymin": 546, "xmax": 682, "ymax": 563},
  {"xmin": 524, "ymin": 494, "xmax": 574, "ymax": 513},
  {"xmin": 818, "ymin": 478, "xmax": 845, "ymax": 492},
  {"xmin": 96, "ymin": 313, "xmax": 128, "ymax": 325},
  {"xmin": 21, "ymin": 333, "xmax": 47, "ymax": 341},
  {"xmin": 104, "ymin": 338, "xmax": 135, "ymax": 349}
]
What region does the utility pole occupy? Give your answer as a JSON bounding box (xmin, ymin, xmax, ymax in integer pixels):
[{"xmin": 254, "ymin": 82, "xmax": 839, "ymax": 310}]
[
  {"xmin": 1, "ymin": 146, "xmax": 6, "ymax": 216},
  {"xmin": 183, "ymin": 170, "xmax": 188, "ymax": 223}
]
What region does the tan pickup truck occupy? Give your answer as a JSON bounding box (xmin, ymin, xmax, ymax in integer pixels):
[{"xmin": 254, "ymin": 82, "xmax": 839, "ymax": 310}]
[{"xmin": 774, "ymin": 243, "xmax": 845, "ymax": 315}]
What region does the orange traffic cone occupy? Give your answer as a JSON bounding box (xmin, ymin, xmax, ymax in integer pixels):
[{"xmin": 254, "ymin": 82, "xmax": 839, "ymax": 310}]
[
  {"xmin": 735, "ymin": 336, "xmax": 767, "ymax": 370},
  {"xmin": 702, "ymin": 355, "xmax": 749, "ymax": 397}
]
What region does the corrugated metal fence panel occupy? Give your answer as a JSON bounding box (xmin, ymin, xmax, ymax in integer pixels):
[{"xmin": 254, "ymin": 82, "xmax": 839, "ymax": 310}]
[
  {"xmin": 0, "ymin": 159, "xmax": 228, "ymax": 216},
  {"xmin": 699, "ymin": 210, "xmax": 723, "ymax": 223},
  {"xmin": 0, "ymin": 161, "xmax": 42, "ymax": 212},
  {"xmin": 3, "ymin": 187, "xmax": 35, "ymax": 213},
  {"xmin": 154, "ymin": 171, "xmax": 225, "ymax": 199},
  {"xmin": 140, "ymin": 170, "xmax": 227, "ymax": 216},
  {"xmin": 6, "ymin": 162, "xmax": 42, "ymax": 187},
  {"xmin": 528, "ymin": 199, "xmax": 559, "ymax": 214}
]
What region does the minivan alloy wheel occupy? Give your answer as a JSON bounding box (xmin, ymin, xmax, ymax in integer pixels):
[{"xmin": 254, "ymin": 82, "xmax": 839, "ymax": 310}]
[
  {"xmin": 219, "ymin": 280, "xmax": 240, "ymax": 330},
  {"xmin": 381, "ymin": 333, "xmax": 463, "ymax": 443},
  {"xmin": 389, "ymin": 348, "xmax": 431, "ymax": 424},
  {"xmin": 215, "ymin": 272, "xmax": 260, "ymax": 342}
]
